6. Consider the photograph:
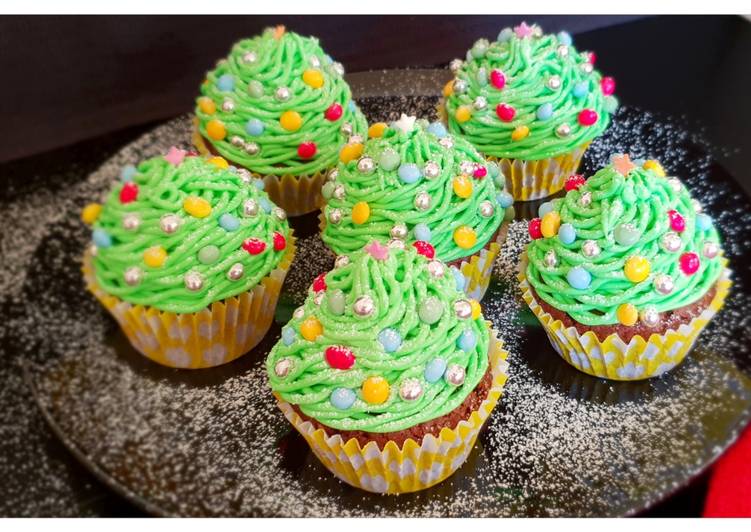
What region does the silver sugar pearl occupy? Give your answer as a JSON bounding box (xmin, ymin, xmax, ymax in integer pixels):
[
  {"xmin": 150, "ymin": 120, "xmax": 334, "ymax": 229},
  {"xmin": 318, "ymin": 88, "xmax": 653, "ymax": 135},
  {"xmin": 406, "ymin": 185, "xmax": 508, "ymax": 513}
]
[
  {"xmin": 427, "ymin": 260, "xmax": 445, "ymax": 278},
  {"xmin": 414, "ymin": 192, "xmax": 431, "ymax": 211},
  {"xmin": 314, "ymin": 291, "xmax": 325, "ymax": 306},
  {"xmin": 556, "ymin": 123, "xmax": 572, "ymax": 138},
  {"xmin": 334, "ymin": 254, "xmax": 350, "ymax": 268},
  {"xmin": 275, "ymin": 86, "xmax": 291, "ymax": 102},
  {"xmin": 579, "ymin": 191, "xmax": 592, "ymax": 207},
  {"xmin": 274, "ymin": 358, "xmax": 293, "ymax": 378},
  {"xmin": 327, "ymin": 168, "xmax": 339, "ymax": 182},
  {"xmin": 357, "ymin": 157, "xmax": 376, "ymax": 174},
  {"xmin": 544, "ymin": 250, "xmax": 558, "ymax": 267},
  {"xmin": 328, "ymin": 207, "xmax": 342, "ymax": 225},
  {"xmin": 353, "ymin": 295, "xmax": 375, "ymax": 317},
  {"xmin": 124, "ymin": 266, "xmax": 143, "ymax": 286},
  {"xmin": 184, "ymin": 271, "xmax": 204, "ymax": 291},
  {"xmin": 439, "ymin": 137, "xmax": 454, "ymax": 149},
  {"xmin": 423, "ymin": 161, "xmax": 440, "ymax": 179},
  {"xmin": 582, "ymin": 239, "xmax": 601, "ymax": 258},
  {"xmin": 390, "ymin": 223, "xmax": 408, "ymax": 240},
  {"xmin": 668, "ymin": 178, "xmax": 682, "ymax": 193},
  {"xmin": 332, "ymin": 184, "xmax": 346, "ymax": 200},
  {"xmin": 340, "ymin": 122, "xmax": 353, "ymax": 136},
  {"xmin": 460, "ymin": 161, "xmax": 476, "ymax": 175},
  {"xmin": 454, "ymin": 299, "xmax": 472, "ymax": 319},
  {"xmin": 449, "ymin": 58, "xmax": 463, "ymax": 73},
  {"xmin": 242, "ymin": 51, "xmax": 257, "ymax": 63},
  {"xmin": 230, "ymin": 135, "xmax": 245, "ymax": 147},
  {"xmin": 557, "ymin": 44, "xmax": 569, "ymax": 57},
  {"xmin": 237, "ymin": 168, "xmax": 252, "ymax": 184},
  {"xmin": 388, "ymin": 238, "xmax": 406, "ymax": 250},
  {"xmin": 479, "ymin": 200, "xmax": 495, "ymax": 218},
  {"xmin": 122, "ymin": 213, "xmax": 140, "ymax": 231},
  {"xmin": 332, "ymin": 62, "xmax": 345, "ymax": 76},
  {"xmin": 581, "ymin": 62, "xmax": 594, "ymax": 74},
  {"xmin": 546, "ymin": 75, "xmax": 562, "ymax": 90},
  {"xmin": 640, "ymin": 307, "xmax": 660, "ymax": 327},
  {"xmin": 309, "ymin": 55, "xmax": 321, "ymax": 68},
  {"xmin": 692, "ymin": 199, "xmax": 703, "ymax": 213},
  {"xmin": 273, "ymin": 207, "xmax": 287, "ymax": 221},
  {"xmin": 473, "ymin": 96, "xmax": 488, "ymax": 110},
  {"xmin": 227, "ymin": 263, "xmax": 244, "ymax": 281},
  {"xmin": 661, "ymin": 232, "xmax": 682, "ymax": 253},
  {"xmin": 245, "ymin": 142, "xmax": 260, "ymax": 155},
  {"xmin": 703, "ymin": 241, "xmax": 720, "ymax": 259},
  {"xmin": 160, "ymin": 214, "xmax": 181, "ymax": 234},
  {"xmin": 654, "ymin": 274, "xmax": 675, "ymax": 295},
  {"xmin": 292, "ymin": 306, "xmax": 305, "ymax": 320},
  {"xmin": 445, "ymin": 364, "xmax": 466, "ymax": 386},
  {"xmin": 221, "ymin": 99, "xmax": 235, "ymax": 112},
  {"xmin": 349, "ymin": 134, "xmax": 363, "ymax": 144},
  {"xmin": 243, "ymin": 199, "xmax": 259, "ymax": 217},
  {"xmin": 453, "ymin": 79, "xmax": 467, "ymax": 94},
  {"xmin": 399, "ymin": 378, "xmax": 423, "ymax": 401}
]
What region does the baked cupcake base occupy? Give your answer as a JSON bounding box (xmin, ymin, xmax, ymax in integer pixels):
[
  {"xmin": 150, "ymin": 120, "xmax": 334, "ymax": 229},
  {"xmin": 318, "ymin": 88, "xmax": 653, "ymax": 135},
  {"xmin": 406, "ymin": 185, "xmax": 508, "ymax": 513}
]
[
  {"xmin": 274, "ymin": 326, "xmax": 508, "ymax": 494},
  {"xmin": 519, "ymin": 254, "xmax": 732, "ymax": 381},
  {"xmin": 82, "ymin": 234, "xmax": 296, "ymax": 369}
]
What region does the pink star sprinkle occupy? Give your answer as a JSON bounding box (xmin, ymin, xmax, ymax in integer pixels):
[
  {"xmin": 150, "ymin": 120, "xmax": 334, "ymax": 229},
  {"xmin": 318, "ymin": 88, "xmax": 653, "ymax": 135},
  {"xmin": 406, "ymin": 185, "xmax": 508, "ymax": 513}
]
[
  {"xmin": 365, "ymin": 241, "xmax": 390, "ymax": 261},
  {"xmin": 514, "ymin": 22, "xmax": 533, "ymax": 38},
  {"xmin": 165, "ymin": 146, "xmax": 187, "ymax": 166},
  {"xmin": 612, "ymin": 154, "xmax": 636, "ymax": 177}
]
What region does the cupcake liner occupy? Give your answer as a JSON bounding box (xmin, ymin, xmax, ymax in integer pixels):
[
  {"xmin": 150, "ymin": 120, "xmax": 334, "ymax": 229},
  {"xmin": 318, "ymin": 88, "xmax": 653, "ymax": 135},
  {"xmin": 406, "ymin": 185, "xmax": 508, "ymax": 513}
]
[
  {"xmin": 82, "ymin": 234, "xmax": 296, "ymax": 369},
  {"xmin": 518, "ymin": 255, "xmax": 732, "ymax": 381},
  {"xmin": 192, "ymin": 120, "xmax": 326, "ymax": 217},
  {"xmin": 318, "ymin": 212, "xmax": 507, "ymax": 301},
  {"xmin": 274, "ymin": 325, "xmax": 509, "ymax": 494}
]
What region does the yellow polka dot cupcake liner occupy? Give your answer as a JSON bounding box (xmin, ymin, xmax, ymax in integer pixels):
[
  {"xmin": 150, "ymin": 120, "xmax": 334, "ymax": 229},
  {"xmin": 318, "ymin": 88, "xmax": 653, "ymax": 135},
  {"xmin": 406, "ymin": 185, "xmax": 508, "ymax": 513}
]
[
  {"xmin": 82, "ymin": 233, "xmax": 296, "ymax": 369},
  {"xmin": 274, "ymin": 326, "xmax": 508, "ymax": 494},
  {"xmin": 518, "ymin": 255, "xmax": 732, "ymax": 381},
  {"xmin": 193, "ymin": 120, "xmax": 326, "ymax": 217}
]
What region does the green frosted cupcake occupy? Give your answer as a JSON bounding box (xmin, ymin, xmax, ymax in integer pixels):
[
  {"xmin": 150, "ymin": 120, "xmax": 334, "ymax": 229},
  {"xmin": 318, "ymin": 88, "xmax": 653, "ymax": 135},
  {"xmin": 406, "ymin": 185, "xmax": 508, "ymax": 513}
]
[
  {"xmin": 443, "ymin": 22, "xmax": 618, "ymax": 201},
  {"xmin": 193, "ymin": 25, "xmax": 368, "ymax": 215}
]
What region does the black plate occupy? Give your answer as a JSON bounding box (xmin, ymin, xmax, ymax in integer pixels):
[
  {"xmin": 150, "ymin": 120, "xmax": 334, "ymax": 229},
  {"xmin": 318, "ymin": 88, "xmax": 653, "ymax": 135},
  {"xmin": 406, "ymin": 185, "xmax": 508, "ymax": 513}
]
[{"xmin": 25, "ymin": 70, "xmax": 751, "ymax": 517}]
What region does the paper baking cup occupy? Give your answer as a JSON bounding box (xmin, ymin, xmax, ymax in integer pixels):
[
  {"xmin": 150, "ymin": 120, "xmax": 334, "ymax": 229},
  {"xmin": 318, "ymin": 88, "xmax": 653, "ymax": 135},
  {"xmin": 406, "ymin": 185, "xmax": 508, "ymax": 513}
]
[
  {"xmin": 274, "ymin": 326, "xmax": 508, "ymax": 494},
  {"xmin": 192, "ymin": 121, "xmax": 326, "ymax": 217},
  {"xmin": 82, "ymin": 234, "xmax": 296, "ymax": 369},
  {"xmin": 518, "ymin": 256, "xmax": 732, "ymax": 381}
]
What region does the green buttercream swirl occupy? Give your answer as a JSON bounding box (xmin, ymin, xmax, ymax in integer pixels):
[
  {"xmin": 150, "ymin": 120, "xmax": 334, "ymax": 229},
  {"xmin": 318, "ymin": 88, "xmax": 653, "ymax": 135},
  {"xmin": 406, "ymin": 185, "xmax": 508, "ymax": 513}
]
[
  {"xmin": 266, "ymin": 245, "xmax": 490, "ymax": 433},
  {"xmin": 91, "ymin": 156, "xmax": 290, "ymax": 314},
  {"xmin": 525, "ymin": 162, "xmax": 723, "ymax": 326},
  {"xmin": 321, "ymin": 121, "xmax": 510, "ymax": 263},
  {"xmin": 195, "ymin": 28, "xmax": 367, "ymax": 176},
  {"xmin": 445, "ymin": 29, "xmax": 617, "ymax": 160}
]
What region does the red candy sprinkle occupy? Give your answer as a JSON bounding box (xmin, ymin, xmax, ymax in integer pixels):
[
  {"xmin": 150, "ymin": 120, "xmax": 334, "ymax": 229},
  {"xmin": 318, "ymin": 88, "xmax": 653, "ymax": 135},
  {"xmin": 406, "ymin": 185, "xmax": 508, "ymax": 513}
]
[
  {"xmin": 490, "ymin": 69, "xmax": 506, "ymax": 90},
  {"xmin": 412, "ymin": 241, "xmax": 435, "ymax": 259},
  {"xmin": 679, "ymin": 252, "xmax": 700, "ymax": 275},
  {"xmin": 312, "ymin": 273, "xmax": 327, "ymax": 293},
  {"xmin": 668, "ymin": 210, "xmax": 686, "ymax": 233},
  {"xmin": 324, "ymin": 103, "xmax": 343, "ymax": 121},
  {"xmin": 496, "ymin": 103, "xmax": 516, "ymax": 122},
  {"xmin": 588, "ymin": 51, "xmax": 597, "ymax": 64},
  {"xmin": 325, "ymin": 346, "xmax": 355, "ymax": 370},
  {"xmin": 528, "ymin": 218, "xmax": 543, "ymax": 240},
  {"xmin": 242, "ymin": 238, "xmax": 266, "ymax": 255},
  {"xmin": 578, "ymin": 109, "xmax": 598, "ymax": 126},
  {"xmin": 273, "ymin": 231, "xmax": 286, "ymax": 251},
  {"xmin": 565, "ymin": 174, "xmax": 586, "ymax": 191},
  {"xmin": 120, "ymin": 182, "xmax": 138, "ymax": 204},
  {"xmin": 473, "ymin": 166, "xmax": 487, "ymax": 179},
  {"xmin": 601, "ymin": 76, "xmax": 616, "ymax": 96},
  {"xmin": 298, "ymin": 141, "xmax": 317, "ymax": 159}
]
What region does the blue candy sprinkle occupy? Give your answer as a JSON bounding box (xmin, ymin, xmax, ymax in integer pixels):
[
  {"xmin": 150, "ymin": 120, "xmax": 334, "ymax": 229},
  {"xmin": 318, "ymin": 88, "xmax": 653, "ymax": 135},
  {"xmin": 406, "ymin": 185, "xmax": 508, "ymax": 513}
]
[
  {"xmin": 537, "ymin": 103, "xmax": 554, "ymax": 121},
  {"xmin": 424, "ymin": 358, "xmax": 448, "ymax": 383},
  {"xmin": 253, "ymin": 179, "xmax": 265, "ymax": 191},
  {"xmin": 219, "ymin": 213, "xmax": 240, "ymax": 232},
  {"xmin": 414, "ymin": 223, "xmax": 432, "ymax": 242},
  {"xmin": 92, "ymin": 228, "xmax": 112, "ymax": 248},
  {"xmin": 572, "ymin": 81, "xmax": 589, "ymax": 99},
  {"xmin": 282, "ymin": 326, "xmax": 296, "ymax": 346},
  {"xmin": 398, "ymin": 163, "xmax": 422, "ymax": 184},
  {"xmin": 259, "ymin": 197, "xmax": 272, "ymax": 213},
  {"xmin": 604, "ymin": 95, "xmax": 619, "ymax": 114},
  {"xmin": 217, "ymin": 74, "xmax": 235, "ymax": 92},
  {"xmin": 496, "ymin": 191, "xmax": 514, "ymax": 209},
  {"xmin": 348, "ymin": 100, "xmax": 356, "ymax": 112},
  {"xmin": 120, "ymin": 165, "xmax": 137, "ymax": 182},
  {"xmin": 538, "ymin": 201, "xmax": 554, "ymax": 218},
  {"xmin": 497, "ymin": 27, "xmax": 514, "ymax": 42},
  {"xmin": 557, "ymin": 31, "xmax": 573, "ymax": 46},
  {"xmin": 558, "ymin": 223, "xmax": 577, "ymax": 245},
  {"xmin": 456, "ymin": 329, "xmax": 477, "ymax": 352},
  {"xmin": 245, "ymin": 119, "xmax": 264, "ymax": 137},
  {"xmin": 427, "ymin": 122, "xmax": 448, "ymax": 138},
  {"xmin": 324, "ymin": 54, "xmax": 333, "ymax": 65},
  {"xmin": 450, "ymin": 266, "xmax": 466, "ymax": 291},
  {"xmin": 487, "ymin": 162, "xmax": 500, "ymax": 179},
  {"xmin": 696, "ymin": 213, "xmax": 712, "ymax": 231},
  {"xmin": 567, "ymin": 266, "xmax": 591, "ymax": 290},
  {"xmin": 330, "ymin": 388, "xmax": 357, "ymax": 410},
  {"xmin": 476, "ymin": 67, "xmax": 488, "ymax": 86},
  {"xmin": 378, "ymin": 328, "xmax": 403, "ymax": 353}
]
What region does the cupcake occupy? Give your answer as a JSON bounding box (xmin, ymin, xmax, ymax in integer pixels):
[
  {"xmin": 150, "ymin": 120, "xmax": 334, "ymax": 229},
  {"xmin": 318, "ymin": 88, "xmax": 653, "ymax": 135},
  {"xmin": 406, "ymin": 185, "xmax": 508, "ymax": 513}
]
[
  {"xmin": 80, "ymin": 149, "xmax": 295, "ymax": 369},
  {"xmin": 442, "ymin": 22, "xmax": 618, "ymax": 201},
  {"xmin": 519, "ymin": 154, "xmax": 731, "ymax": 380},
  {"xmin": 193, "ymin": 25, "xmax": 368, "ymax": 216},
  {"xmin": 320, "ymin": 115, "xmax": 514, "ymax": 300},
  {"xmin": 266, "ymin": 241, "xmax": 508, "ymax": 493}
]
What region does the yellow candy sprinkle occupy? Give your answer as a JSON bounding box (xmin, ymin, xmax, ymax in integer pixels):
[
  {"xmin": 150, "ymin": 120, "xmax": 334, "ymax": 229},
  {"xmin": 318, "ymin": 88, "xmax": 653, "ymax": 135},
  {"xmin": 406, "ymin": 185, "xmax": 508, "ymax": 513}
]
[
  {"xmin": 617, "ymin": 303, "xmax": 638, "ymax": 326},
  {"xmin": 470, "ymin": 300, "xmax": 482, "ymax": 320},
  {"xmin": 624, "ymin": 255, "xmax": 651, "ymax": 283},
  {"xmin": 302, "ymin": 69, "xmax": 324, "ymax": 89},
  {"xmin": 143, "ymin": 246, "xmax": 167, "ymax": 268},
  {"xmin": 455, "ymin": 105, "xmax": 472, "ymax": 123},
  {"xmin": 368, "ymin": 122, "xmax": 388, "ymax": 138},
  {"xmin": 362, "ymin": 376, "xmax": 390, "ymax": 405},
  {"xmin": 280, "ymin": 110, "xmax": 302, "ymax": 132},
  {"xmin": 443, "ymin": 79, "xmax": 454, "ymax": 97},
  {"xmin": 453, "ymin": 225, "xmax": 477, "ymax": 249},
  {"xmin": 643, "ymin": 159, "xmax": 666, "ymax": 177},
  {"xmin": 540, "ymin": 211, "xmax": 561, "ymax": 238},
  {"xmin": 197, "ymin": 97, "xmax": 216, "ymax": 115},
  {"xmin": 183, "ymin": 196, "xmax": 212, "ymax": 218},
  {"xmin": 352, "ymin": 201, "xmax": 371, "ymax": 225},
  {"xmin": 511, "ymin": 125, "xmax": 530, "ymax": 142},
  {"xmin": 339, "ymin": 142, "xmax": 364, "ymax": 163},
  {"xmin": 453, "ymin": 175, "xmax": 473, "ymax": 199},
  {"xmin": 208, "ymin": 156, "xmax": 229, "ymax": 169},
  {"xmin": 81, "ymin": 203, "xmax": 102, "ymax": 225},
  {"xmin": 300, "ymin": 316, "xmax": 322, "ymax": 341},
  {"xmin": 206, "ymin": 119, "xmax": 226, "ymax": 140}
]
